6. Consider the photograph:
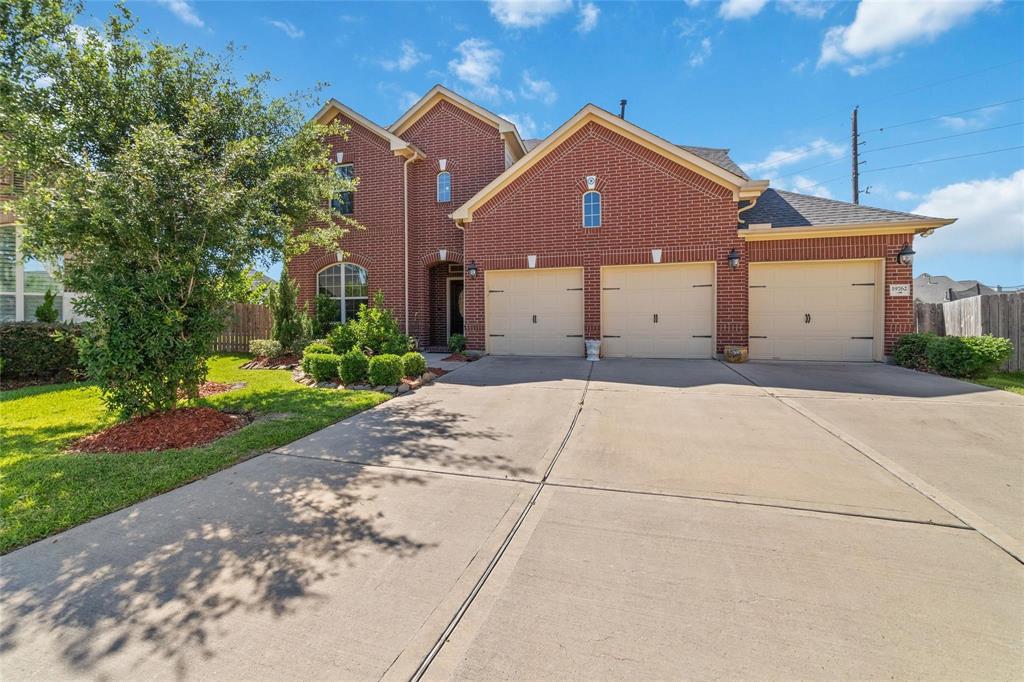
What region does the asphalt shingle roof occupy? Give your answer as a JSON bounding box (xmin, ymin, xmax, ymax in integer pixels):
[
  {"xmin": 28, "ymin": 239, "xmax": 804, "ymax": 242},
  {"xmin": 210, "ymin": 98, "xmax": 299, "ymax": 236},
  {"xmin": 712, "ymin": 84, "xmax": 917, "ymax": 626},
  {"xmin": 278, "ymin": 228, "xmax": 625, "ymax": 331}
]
[
  {"xmin": 742, "ymin": 189, "xmax": 943, "ymax": 228},
  {"xmin": 677, "ymin": 145, "xmax": 749, "ymax": 180}
]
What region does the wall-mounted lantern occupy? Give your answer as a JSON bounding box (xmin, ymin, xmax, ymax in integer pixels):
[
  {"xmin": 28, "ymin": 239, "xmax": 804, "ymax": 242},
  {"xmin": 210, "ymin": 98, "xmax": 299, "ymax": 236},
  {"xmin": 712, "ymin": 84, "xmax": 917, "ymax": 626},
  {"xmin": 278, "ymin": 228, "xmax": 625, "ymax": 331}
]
[
  {"xmin": 896, "ymin": 243, "xmax": 915, "ymax": 266},
  {"xmin": 467, "ymin": 260, "xmax": 478, "ymax": 278},
  {"xmin": 727, "ymin": 249, "xmax": 741, "ymax": 270}
]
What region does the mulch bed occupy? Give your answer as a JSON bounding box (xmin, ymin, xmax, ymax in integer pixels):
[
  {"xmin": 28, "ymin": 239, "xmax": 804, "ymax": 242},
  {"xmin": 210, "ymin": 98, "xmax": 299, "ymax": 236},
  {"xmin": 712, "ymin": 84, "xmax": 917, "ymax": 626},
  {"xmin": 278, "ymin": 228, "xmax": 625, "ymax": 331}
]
[
  {"xmin": 196, "ymin": 381, "xmax": 245, "ymax": 397},
  {"xmin": 427, "ymin": 367, "xmax": 449, "ymax": 377},
  {"xmin": 442, "ymin": 353, "xmax": 476, "ymax": 362},
  {"xmin": 70, "ymin": 407, "xmax": 250, "ymax": 454},
  {"xmin": 242, "ymin": 355, "xmax": 300, "ymax": 370}
]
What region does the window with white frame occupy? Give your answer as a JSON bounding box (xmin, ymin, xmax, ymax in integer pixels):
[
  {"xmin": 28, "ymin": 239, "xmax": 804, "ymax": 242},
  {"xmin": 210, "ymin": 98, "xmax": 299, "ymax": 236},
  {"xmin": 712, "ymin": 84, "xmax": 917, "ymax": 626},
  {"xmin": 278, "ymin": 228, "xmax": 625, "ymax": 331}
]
[
  {"xmin": 436, "ymin": 171, "xmax": 452, "ymax": 202},
  {"xmin": 0, "ymin": 225, "xmax": 64, "ymax": 322},
  {"xmin": 317, "ymin": 263, "xmax": 368, "ymax": 322},
  {"xmin": 582, "ymin": 190, "xmax": 601, "ymax": 228}
]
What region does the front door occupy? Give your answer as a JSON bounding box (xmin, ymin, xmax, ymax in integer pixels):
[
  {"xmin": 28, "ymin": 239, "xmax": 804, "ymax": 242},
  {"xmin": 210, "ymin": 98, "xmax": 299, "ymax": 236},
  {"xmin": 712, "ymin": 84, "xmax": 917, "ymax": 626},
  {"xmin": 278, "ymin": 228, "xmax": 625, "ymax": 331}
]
[{"xmin": 448, "ymin": 278, "xmax": 464, "ymax": 337}]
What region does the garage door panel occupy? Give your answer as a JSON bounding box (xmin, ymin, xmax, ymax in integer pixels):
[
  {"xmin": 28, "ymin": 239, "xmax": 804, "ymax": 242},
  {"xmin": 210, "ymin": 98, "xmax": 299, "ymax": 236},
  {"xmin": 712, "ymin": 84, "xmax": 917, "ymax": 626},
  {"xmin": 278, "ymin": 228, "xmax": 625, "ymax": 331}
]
[
  {"xmin": 601, "ymin": 263, "xmax": 715, "ymax": 359},
  {"xmin": 486, "ymin": 269, "xmax": 584, "ymax": 357},
  {"xmin": 749, "ymin": 261, "xmax": 880, "ymax": 362}
]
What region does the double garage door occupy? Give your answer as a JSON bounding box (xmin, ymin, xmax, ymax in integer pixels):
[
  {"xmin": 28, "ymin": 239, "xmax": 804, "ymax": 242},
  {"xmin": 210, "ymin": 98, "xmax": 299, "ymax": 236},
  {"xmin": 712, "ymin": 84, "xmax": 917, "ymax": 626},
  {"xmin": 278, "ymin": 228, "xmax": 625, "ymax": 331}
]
[
  {"xmin": 485, "ymin": 263, "xmax": 715, "ymax": 358},
  {"xmin": 485, "ymin": 260, "xmax": 881, "ymax": 360},
  {"xmin": 748, "ymin": 260, "xmax": 881, "ymax": 362}
]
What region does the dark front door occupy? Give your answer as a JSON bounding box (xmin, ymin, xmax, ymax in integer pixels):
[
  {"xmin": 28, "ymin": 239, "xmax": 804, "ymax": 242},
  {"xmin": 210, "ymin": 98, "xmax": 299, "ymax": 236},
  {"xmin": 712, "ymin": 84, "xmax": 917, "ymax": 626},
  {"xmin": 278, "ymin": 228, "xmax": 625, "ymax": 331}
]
[{"xmin": 449, "ymin": 278, "xmax": 464, "ymax": 337}]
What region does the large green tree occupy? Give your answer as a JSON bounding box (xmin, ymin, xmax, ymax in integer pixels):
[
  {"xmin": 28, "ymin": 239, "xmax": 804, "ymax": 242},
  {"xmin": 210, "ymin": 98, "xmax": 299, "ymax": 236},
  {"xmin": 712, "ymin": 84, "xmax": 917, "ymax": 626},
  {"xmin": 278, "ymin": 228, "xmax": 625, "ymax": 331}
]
[{"xmin": 1, "ymin": 1, "xmax": 357, "ymax": 415}]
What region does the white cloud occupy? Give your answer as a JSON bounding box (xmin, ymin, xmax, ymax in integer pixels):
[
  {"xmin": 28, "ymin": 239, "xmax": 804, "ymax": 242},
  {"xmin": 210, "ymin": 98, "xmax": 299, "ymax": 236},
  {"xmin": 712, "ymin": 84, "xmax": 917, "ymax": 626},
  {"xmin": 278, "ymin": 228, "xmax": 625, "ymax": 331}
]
[
  {"xmin": 940, "ymin": 105, "xmax": 1003, "ymax": 130},
  {"xmin": 689, "ymin": 37, "xmax": 712, "ymax": 67},
  {"xmin": 155, "ymin": 0, "xmax": 204, "ymax": 28},
  {"xmin": 399, "ymin": 91, "xmax": 421, "ymax": 110},
  {"xmin": 577, "ymin": 2, "xmax": 600, "ymax": 32},
  {"xmin": 741, "ymin": 138, "xmax": 845, "ymax": 174},
  {"xmin": 265, "ymin": 19, "xmax": 304, "ymax": 39},
  {"xmin": 672, "ymin": 17, "xmax": 705, "ymax": 37},
  {"xmin": 520, "ymin": 71, "xmax": 557, "ymax": 104},
  {"xmin": 895, "ymin": 190, "xmax": 918, "ymax": 201},
  {"xmin": 912, "ymin": 170, "xmax": 1024, "ymax": 257},
  {"xmin": 382, "ymin": 41, "xmax": 429, "ymax": 72},
  {"xmin": 791, "ymin": 175, "xmax": 833, "ymax": 198},
  {"xmin": 489, "ymin": 0, "xmax": 572, "ymax": 28},
  {"xmin": 449, "ymin": 38, "xmax": 507, "ymax": 101},
  {"xmin": 819, "ymin": 0, "xmax": 998, "ymax": 71},
  {"xmin": 719, "ymin": 0, "xmax": 769, "ymax": 20},
  {"xmin": 500, "ymin": 112, "xmax": 539, "ymax": 139},
  {"xmin": 779, "ymin": 0, "xmax": 830, "ymax": 19}
]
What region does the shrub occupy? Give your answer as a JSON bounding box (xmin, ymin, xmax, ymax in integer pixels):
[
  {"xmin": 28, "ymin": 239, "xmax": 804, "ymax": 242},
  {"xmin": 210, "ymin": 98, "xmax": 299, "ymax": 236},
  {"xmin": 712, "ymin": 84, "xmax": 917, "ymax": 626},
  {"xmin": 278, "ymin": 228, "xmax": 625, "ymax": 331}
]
[
  {"xmin": 368, "ymin": 353, "xmax": 403, "ymax": 386},
  {"xmin": 303, "ymin": 341, "xmax": 333, "ymax": 356},
  {"xmin": 327, "ymin": 322, "xmax": 358, "ymax": 355},
  {"xmin": 925, "ymin": 335, "xmax": 1013, "ymax": 379},
  {"xmin": 301, "ymin": 352, "xmax": 341, "ymax": 382},
  {"xmin": 269, "ymin": 267, "xmax": 303, "ymax": 351},
  {"xmin": 339, "ymin": 347, "xmax": 370, "ymax": 384},
  {"xmin": 402, "ymin": 351, "xmax": 427, "ymax": 377},
  {"xmin": 448, "ymin": 333, "xmax": 466, "ymax": 354},
  {"xmin": 34, "ymin": 288, "xmax": 60, "ymax": 323},
  {"xmin": 314, "ymin": 293, "xmax": 341, "ymax": 337},
  {"xmin": 0, "ymin": 322, "xmax": 82, "ymax": 380},
  {"xmin": 249, "ymin": 338, "xmax": 283, "ymax": 358},
  {"xmin": 893, "ymin": 333, "xmax": 935, "ymax": 370},
  {"xmin": 348, "ymin": 291, "xmax": 412, "ymax": 355}
]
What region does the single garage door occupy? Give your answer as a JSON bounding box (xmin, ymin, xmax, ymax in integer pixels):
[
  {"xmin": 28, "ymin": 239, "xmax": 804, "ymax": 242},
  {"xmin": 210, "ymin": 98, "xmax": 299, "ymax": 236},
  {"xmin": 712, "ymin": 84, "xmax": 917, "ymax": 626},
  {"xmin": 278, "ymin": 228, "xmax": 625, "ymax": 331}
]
[
  {"xmin": 486, "ymin": 268, "xmax": 584, "ymax": 356},
  {"xmin": 601, "ymin": 263, "xmax": 715, "ymax": 358},
  {"xmin": 749, "ymin": 260, "xmax": 881, "ymax": 361}
]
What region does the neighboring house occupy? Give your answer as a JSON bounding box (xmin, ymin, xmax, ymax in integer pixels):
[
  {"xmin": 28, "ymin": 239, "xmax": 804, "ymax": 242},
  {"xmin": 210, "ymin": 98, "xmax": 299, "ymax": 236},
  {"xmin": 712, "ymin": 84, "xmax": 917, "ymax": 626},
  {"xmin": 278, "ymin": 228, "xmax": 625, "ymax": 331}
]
[
  {"xmin": 0, "ymin": 169, "xmax": 82, "ymax": 323},
  {"xmin": 914, "ymin": 273, "xmax": 997, "ymax": 304},
  {"xmin": 288, "ymin": 85, "xmax": 956, "ymax": 361}
]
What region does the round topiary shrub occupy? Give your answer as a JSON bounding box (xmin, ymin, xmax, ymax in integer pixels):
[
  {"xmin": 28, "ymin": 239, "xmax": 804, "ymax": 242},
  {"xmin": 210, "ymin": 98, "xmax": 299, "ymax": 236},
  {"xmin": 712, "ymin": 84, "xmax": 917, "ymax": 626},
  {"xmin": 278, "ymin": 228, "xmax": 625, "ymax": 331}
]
[
  {"xmin": 301, "ymin": 352, "xmax": 341, "ymax": 382},
  {"xmin": 249, "ymin": 338, "xmax": 283, "ymax": 358},
  {"xmin": 339, "ymin": 347, "xmax": 370, "ymax": 385},
  {"xmin": 402, "ymin": 351, "xmax": 427, "ymax": 378},
  {"xmin": 303, "ymin": 341, "xmax": 333, "ymax": 357},
  {"xmin": 368, "ymin": 353, "xmax": 403, "ymax": 387}
]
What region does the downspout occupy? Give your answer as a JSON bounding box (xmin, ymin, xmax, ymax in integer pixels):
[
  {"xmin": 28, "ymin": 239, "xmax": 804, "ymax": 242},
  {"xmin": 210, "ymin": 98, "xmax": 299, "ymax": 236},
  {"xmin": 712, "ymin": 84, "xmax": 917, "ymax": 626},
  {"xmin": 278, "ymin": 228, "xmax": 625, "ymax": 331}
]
[{"xmin": 404, "ymin": 155, "xmax": 414, "ymax": 335}]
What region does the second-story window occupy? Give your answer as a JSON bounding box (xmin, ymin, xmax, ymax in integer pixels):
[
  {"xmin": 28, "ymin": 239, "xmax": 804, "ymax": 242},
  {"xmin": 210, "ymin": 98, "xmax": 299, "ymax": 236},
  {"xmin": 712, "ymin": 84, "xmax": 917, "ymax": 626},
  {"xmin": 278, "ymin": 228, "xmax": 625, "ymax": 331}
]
[
  {"xmin": 332, "ymin": 163, "xmax": 355, "ymax": 215},
  {"xmin": 436, "ymin": 171, "xmax": 452, "ymax": 203},
  {"xmin": 582, "ymin": 190, "xmax": 601, "ymax": 228}
]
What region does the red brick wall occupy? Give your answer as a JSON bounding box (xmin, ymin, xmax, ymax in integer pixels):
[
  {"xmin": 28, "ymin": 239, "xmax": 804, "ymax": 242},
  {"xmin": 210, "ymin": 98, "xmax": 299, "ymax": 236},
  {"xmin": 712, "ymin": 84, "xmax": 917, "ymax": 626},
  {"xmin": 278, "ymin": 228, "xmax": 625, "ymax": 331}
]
[
  {"xmin": 287, "ymin": 112, "xmax": 408, "ymax": 328},
  {"xmin": 462, "ymin": 121, "xmax": 745, "ymax": 353},
  {"xmin": 746, "ymin": 232, "xmax": 915, "ymax": 354},
  {"xmin": 402, "ymin": 100, "xmax": 506, "ymax": 342}
]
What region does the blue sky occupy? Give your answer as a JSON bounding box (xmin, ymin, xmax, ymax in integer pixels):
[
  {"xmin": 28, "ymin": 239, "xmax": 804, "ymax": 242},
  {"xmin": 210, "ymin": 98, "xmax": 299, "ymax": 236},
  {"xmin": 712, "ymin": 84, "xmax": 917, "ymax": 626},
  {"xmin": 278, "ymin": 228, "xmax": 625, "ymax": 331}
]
[{"xmin": 83, "ymin": 0, "xmax": 1023, "ymax": 285}]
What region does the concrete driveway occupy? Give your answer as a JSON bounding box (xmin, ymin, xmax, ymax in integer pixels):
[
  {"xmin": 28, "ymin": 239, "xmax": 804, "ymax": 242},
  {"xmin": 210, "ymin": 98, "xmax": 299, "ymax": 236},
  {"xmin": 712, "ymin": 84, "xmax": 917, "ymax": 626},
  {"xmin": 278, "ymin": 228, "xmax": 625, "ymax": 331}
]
[{"xmin": 2, "ymin": 357, "xmax": 1021, "ymax": 680}]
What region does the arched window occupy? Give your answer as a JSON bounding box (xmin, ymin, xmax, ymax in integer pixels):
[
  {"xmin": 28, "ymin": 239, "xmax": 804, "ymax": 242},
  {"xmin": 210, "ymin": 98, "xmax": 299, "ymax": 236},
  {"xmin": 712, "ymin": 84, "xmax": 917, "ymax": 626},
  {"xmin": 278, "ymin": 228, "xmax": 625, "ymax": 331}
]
[
  {"xmin": 436, "ymin": 171, "xmax": 452, "ymax": 203},
  {"xmin": 582, "ymin": 190, "xmax": 601, "ymax": 228},
  {"xmin": 317, "ymin": 263, "xmax": 368, "ymax": 322}
]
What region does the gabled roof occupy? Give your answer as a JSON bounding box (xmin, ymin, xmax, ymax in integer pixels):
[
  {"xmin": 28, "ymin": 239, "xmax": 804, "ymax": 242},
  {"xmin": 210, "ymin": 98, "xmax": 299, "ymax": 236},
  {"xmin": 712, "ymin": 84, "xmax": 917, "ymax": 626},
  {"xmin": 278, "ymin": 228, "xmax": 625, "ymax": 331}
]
[
  {"xmin": 313, "ymin": 99, "xmax": 423, "ymax": 159},
  {"xmin": 739, "ymin": 189, "xmax": 955, "ymax": 239},
  {"xmin": 677, "ymin": 145, "xmax": 749, "ymax": 180},
  {"xmin": 452, "ymin": 104, "xmax": 769, "ymax": 223},
  {"xmin": 390, "ymin": 84, "xmax": 527, "ymax": 161}
]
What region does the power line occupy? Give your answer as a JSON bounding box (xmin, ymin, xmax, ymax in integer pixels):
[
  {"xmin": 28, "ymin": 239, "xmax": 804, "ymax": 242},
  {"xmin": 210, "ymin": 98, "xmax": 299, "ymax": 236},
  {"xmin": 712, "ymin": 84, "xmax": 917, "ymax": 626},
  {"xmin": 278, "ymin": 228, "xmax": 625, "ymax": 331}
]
[
  {"xmin": 864, "ymin": 98, "xmax": 1024, "ymax": 134},
  {"xmin": 862, "ymin": 121, "xmax": 1024, "ymax": 155},
  {"xmin": 859, "ymin": 57, "xmax": 1024, "ymax": 107}
]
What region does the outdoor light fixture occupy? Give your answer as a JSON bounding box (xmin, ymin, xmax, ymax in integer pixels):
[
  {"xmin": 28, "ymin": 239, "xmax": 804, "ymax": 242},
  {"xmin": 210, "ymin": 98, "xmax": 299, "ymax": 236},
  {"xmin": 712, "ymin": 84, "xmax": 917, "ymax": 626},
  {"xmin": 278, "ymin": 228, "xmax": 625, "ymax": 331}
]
[
  {"xmin": 897, "ymin": 243, "xmax": 915, "ymax": 266},
  {"xmin": 467, "ymin": 260, "xmax": 478, "ymax": 278},
  {"xmin": 728, "ymin": 249, "xmax": 741, "ymax": 270}
]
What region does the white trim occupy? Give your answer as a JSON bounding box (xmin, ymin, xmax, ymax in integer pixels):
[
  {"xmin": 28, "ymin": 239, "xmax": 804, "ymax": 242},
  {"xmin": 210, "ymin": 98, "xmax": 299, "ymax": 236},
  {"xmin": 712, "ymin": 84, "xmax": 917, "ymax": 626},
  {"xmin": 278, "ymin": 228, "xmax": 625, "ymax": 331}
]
[
  {"xmin": 316, "ymin": 262, "xmax": 369, "ymax": 323},
  {"xmin": 436, "ymin": 170, "xmax": 452, "ymax": 203},
  {"xmin": 313, "ymin": 98, "xmax": 423, "ymax": 158},
  {"xmin": 582, "ymin": 190, "xmax": 601, "ymax": 228}
]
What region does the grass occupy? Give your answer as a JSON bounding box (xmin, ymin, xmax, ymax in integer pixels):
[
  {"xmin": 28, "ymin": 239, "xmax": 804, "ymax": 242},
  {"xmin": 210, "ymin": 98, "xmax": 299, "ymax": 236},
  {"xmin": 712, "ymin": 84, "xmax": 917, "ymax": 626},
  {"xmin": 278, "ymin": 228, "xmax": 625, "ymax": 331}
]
[
  {"xmin": 972, "ymin": 371, "xmax": 1024, "ymax": 396},
  {"xmin": 0, "ymin": 354, "xmax": 388, "ymax": 554}
]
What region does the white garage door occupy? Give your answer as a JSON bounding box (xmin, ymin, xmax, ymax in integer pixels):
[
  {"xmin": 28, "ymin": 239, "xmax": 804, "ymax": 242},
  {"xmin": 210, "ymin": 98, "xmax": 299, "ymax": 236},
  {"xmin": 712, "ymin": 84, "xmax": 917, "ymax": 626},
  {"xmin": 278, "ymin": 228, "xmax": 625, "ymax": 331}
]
[
  {"xmin": 601, "ymin": 263, "xmax": 715, "ymax": 358},
  {"xmin": 486, "ymin": 268, "xmax": 584, "ymax": 356},
  {"xmin": 749, "ymin": 260, "xmax": 881, "ymax": 361}
]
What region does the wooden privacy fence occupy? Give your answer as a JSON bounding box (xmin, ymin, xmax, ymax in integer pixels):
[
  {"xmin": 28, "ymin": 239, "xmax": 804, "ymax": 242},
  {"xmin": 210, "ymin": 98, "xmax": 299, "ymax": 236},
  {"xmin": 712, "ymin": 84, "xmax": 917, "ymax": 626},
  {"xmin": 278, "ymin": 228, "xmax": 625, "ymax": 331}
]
[
  {"xmin": 915, "ymin": 292, "xmax": 1023, "ymax": 371},
  {"xmin": 213, "ymin": 302, "xmax": 272, "ymax": 353}
]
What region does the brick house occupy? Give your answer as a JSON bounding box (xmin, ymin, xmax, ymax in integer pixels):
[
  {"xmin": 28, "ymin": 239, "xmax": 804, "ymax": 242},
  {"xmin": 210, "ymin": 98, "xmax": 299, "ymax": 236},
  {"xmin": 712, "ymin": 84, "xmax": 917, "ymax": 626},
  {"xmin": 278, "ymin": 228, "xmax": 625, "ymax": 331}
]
[{"xmin": 288, "ymin": 85, "xmax": 954, "ymax": 361}]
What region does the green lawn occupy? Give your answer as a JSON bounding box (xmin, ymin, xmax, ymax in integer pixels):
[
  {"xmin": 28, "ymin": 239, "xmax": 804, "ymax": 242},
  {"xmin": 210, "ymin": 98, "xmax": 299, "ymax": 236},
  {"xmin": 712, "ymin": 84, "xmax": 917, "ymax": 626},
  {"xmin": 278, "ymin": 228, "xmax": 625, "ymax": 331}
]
[
  {"xmin": 0, "ymin": 354, "xmax": 388, "ymax": 554},
  {"xmin": 972, "ymin": 371, "xmax": 1024, "ymax": 397}
]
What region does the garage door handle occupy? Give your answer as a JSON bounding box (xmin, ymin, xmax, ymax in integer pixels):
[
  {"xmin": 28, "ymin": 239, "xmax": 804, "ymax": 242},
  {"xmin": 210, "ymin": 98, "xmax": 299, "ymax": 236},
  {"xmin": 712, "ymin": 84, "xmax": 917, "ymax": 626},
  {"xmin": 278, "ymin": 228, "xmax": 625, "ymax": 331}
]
[
  {"xmin": 603, "ymin": 335, "xmax": 621, "ymax": 338},
  {"xmin": 851, "ymin": 282, "xmax": 875, "ymax": 286},
  {"xmin": 488, "ymin": 289, "xmax": 504, "ymax": 293},
  {"xmin": 602, "ymin": 287, "xmax": 620, "ymax": 291},
  {"xmin": 749, "ymin": 335, "xmax": 767, "ymax": 339},
  {"xmin": 532, "ymin": 314, "xmax": 537, "ymax": 324},
  {"xmin": 692, "ymin": 335, "xmax": 712, "ymax": 339},
  {"xmin": 566, "ymin": 334, "xmax": 583, "ymax": 338},
  {"xmin": 653, "ymin": 314, "xmax": 659, "ymax": 324},
  {"xmin": 851, "ymin": 336, "xmax": 874, "ymax": 340},
  {"xmin": 749, "ymin": 285, "xmax": 766, "ymax": 289},
  {"xmin": 692, "ymin": 284, "xmax": 713, "ymax": 288},
  {"xmin": 489, "ymin": 334, "xmax": 505, "ymax": 337},
  {"xmin": 566, "ymin": 287, "xmax": 583, "ymax": 291},
  {"xmin": 804, "ymin": 313, "xmax": 811, "ymax": 324}
]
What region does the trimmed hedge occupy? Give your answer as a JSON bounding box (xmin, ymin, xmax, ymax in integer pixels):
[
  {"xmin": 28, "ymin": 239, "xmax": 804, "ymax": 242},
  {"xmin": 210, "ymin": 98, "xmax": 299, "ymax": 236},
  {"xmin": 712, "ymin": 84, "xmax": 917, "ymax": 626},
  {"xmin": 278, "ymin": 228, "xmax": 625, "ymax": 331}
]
[
  {"xmin": 301, "ymin": 352, "xmax": 341, "ymax": 382},
  {"xmin": 302, "ymin": 341, "xmax": 333, "ymax": 357},
  {"xmin": 0, "ymin": 322, "xmax": 83, "ymax": 381},
  {"xmin": 893, "ymin": 332, "xmax": 1012, "ymax": 379},
  {"xmin": 368, "ymin": 353, "xmax": 403, "ymax": 386},
  {"xmin": 339, "ymin": 348, "xmax": 370, "ymax": 384},
  {"xmin": 402, "ymin": 351, "xmax": 427, "ymax": 378},
  {"xmin": 249, "ymin": 339, "xmax": 283, "ymax": 358}
]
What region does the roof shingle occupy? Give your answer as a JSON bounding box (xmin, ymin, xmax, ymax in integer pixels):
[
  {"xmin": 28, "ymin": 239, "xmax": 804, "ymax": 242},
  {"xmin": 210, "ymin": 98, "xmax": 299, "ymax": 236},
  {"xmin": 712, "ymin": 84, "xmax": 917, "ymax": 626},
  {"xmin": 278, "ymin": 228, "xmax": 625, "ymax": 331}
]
[{"xmin": 742, "ymin": 189, "xmax": 944, "ymax": 228}]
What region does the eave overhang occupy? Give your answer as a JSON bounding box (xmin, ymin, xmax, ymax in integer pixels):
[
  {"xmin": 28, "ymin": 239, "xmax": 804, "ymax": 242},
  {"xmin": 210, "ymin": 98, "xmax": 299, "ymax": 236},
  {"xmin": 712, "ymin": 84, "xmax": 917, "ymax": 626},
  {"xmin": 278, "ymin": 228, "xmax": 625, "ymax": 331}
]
[{"xmin": 737, "ymin": 218, "xmax": 956, "ymax": 241}]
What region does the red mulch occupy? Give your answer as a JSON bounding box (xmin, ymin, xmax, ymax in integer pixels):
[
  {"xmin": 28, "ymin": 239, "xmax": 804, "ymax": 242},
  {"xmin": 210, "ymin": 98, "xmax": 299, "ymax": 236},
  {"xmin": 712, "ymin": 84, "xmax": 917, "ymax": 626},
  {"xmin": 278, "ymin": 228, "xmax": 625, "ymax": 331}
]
[
  {"xmin": 71, "ymin": 407, "xmax": 249, "ymax": 454},
  {"xmin": 442, "ymin": 353, "xmax": 475, "ymax": 362},
  {"xmin": 242, "ymin": 354, "xmax": 300, "ymax": 370}
]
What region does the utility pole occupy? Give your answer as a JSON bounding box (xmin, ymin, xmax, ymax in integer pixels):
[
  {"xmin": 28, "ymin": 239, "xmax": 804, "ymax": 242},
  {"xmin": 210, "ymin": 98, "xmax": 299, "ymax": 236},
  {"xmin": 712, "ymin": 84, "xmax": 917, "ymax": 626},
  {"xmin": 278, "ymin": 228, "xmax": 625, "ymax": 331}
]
[{"xmin": 851, "ymin": 106, "xmax": 860, "ymax": 204}]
